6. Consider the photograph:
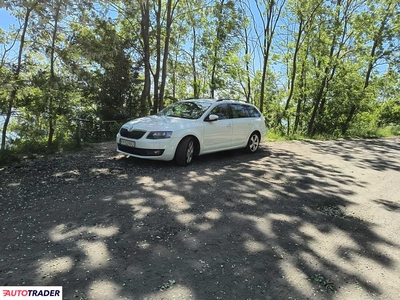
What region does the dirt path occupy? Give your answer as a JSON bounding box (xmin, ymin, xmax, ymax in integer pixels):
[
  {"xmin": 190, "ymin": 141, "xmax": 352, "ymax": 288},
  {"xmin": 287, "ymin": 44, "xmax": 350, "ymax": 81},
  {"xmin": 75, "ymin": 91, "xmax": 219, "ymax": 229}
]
[{"xmin": 1, "ymin": 137, "xmax": 400, "ymax": 299}]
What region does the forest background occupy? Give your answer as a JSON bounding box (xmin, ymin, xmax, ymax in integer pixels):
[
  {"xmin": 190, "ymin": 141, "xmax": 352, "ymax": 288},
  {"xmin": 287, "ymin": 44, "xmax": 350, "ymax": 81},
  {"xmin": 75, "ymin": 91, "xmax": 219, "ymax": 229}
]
[{"xmin": 0, "ymin": 0, "xmax": 399, "ymax": 161}]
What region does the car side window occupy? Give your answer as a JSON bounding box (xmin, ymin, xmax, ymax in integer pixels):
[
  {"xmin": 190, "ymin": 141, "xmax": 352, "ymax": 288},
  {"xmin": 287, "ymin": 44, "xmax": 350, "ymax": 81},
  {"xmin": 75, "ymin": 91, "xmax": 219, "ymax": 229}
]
[
  {"xmin": 210, "ymin": 104, "xmax": 230, "ymax": 120},
  {"xmin": 245, "ymin": 105, "xmax": 261, "ymax": 118},
  {"xmin": 231, "ymin": 104, "xmax": 250, "ymax": 118}
]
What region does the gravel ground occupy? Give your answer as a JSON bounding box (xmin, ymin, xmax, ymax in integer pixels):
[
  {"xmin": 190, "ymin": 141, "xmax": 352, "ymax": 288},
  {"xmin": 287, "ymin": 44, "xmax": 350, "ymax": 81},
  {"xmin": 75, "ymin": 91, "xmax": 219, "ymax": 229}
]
[{"xmin": 1, "ymin": 137, "xmax": 400, "ymax": 299}]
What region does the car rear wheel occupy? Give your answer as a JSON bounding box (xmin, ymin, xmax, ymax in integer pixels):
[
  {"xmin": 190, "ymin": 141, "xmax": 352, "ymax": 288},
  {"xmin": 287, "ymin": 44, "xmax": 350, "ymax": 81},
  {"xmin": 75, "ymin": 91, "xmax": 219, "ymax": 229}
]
[
  {"xmin": 245, "ymin": 132, "xmax": 260, "ymax": 153},
  {"xmin": 175, "ymin": 136, "xmax": 195, "ymax": 166}
]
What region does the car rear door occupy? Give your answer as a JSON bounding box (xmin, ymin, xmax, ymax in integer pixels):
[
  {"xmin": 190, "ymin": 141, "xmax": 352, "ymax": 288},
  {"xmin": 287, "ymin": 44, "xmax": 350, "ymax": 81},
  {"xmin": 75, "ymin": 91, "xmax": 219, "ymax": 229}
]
[{"xmin": 230, "ymin": 103, "xmax": 254, "ymax": 147}]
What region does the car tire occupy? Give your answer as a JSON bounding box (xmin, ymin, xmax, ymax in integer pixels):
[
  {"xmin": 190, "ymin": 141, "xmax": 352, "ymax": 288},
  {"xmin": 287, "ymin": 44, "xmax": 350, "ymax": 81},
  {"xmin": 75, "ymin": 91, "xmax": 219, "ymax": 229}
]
[
  {"xmin": 175, "ymin": 136, "xmax": 195, "ymax": 166},
  {"xmin": 245, "ymin": 132, "xmax": 260, "ymax": 153}
]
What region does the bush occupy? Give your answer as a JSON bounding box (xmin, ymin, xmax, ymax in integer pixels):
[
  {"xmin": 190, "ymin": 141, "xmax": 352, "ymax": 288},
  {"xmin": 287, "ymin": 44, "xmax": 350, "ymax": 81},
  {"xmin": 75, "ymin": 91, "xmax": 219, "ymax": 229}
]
[
  {"xmin": 13, "ymin": 139, "xmax": 51, "ymax": 154},
  {"xmin": 376, "ymin": 125, "xmax": 400, "ymax": 137},
  {"xmin": 0, "ymin": 149, "xmax": 21, "ymax": 166}
]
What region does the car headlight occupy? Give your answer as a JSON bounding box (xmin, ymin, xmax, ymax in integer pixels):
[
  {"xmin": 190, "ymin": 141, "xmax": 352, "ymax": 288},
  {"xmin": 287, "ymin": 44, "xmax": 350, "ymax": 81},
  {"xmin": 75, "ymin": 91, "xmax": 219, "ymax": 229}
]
[{"xmin": 147, "ymin": 131, "xmax": 173, "ymax": 139}]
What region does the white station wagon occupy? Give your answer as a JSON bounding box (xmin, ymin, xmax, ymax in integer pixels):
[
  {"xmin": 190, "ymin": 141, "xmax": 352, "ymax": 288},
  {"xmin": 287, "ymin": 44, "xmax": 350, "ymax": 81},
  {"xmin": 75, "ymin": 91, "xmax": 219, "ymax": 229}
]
[{"xmin": 116, "ymin": 99, "xmax": 267, "ymax": 165}]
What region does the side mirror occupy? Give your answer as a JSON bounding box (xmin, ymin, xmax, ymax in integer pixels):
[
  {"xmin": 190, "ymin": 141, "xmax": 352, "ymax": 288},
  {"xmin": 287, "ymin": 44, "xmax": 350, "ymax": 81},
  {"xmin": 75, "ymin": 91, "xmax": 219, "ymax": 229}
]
[{"xmin": 206, "ymin": 114, "xmax": 219, "ymax": 122}]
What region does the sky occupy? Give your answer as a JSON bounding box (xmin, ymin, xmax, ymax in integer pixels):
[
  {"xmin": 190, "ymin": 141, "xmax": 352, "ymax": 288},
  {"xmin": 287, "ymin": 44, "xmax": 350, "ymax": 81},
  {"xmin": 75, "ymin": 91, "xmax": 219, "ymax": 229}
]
[{"xmin": 0, "ymin": 8, "xmax": 18, "ymax": 30}]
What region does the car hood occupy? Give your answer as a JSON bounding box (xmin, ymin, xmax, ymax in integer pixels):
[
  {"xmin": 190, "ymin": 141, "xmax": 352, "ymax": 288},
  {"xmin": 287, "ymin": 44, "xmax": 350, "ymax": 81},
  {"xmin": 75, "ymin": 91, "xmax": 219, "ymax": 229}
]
[{"xmin": 122, "ymin": 115, "xmax": 198, "ymax": 132}]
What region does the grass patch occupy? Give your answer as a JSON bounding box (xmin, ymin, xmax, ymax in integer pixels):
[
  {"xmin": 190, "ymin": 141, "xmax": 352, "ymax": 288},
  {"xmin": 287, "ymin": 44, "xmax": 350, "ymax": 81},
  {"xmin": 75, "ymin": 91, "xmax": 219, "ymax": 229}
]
[
  {"xmin": 376, "ymin": 125, "xmax": 400, "ymax": 137},
  {"xmin": 319, "ymin": 205, "xmax": 345, "ymax": 218},
  {"xmin": 344, "ymin": 125, "xmax": 400, "ymax": 139},
  {"xmin": 265, "ymin": 125, "xmax": 400, "ymax": 142},
  {"xmin": 159, "ymin": 280, "xmax": 176, "ymax": 291},
  {"xmin": 266, "ymin": 129, "xmax": 309, "ymax": 141},
  {"xmin": 310, "ymin": 274, "xmax": 336, "ymax": 292}
]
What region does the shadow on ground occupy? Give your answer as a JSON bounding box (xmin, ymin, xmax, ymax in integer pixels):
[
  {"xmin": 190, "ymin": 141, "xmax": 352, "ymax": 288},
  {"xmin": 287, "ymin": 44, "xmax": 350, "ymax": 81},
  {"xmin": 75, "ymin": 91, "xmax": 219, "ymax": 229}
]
[
  {"xmin": 1, "ymin": 139, "xmax": 399, "ymax": 299},
  {"xmin": 302, "ymin": 138, "xmax": 400, "ymax": 172}
]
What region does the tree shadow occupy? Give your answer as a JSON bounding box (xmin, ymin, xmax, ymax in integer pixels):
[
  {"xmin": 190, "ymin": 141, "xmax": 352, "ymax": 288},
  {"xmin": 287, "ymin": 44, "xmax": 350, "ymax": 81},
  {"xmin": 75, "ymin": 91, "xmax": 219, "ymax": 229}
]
[
  {"xmin": 303, "ymin": 137, "xmax": 400, "ymax": 172},
  {"xmin": 1, "ymin": 140, "xmax": 399, "ymax": 299},
  {"xmin": 374, "ymin": 199, "xmax": 400, "ymax": 212}
]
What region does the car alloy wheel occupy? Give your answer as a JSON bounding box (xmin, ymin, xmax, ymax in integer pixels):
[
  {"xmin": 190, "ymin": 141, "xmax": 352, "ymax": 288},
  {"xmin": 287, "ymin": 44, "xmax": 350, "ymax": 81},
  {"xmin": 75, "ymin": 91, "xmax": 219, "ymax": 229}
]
[
  {"xmin": 247, "ymin": 133, "xmax": 260, "ymax": 153},
  {"xmin": 186, "ymin": 139, "xmax": 194, "ymax": 164},
  {"xmin": 175, "ymin": 136, "xmax": 195, "ymax": 166}
]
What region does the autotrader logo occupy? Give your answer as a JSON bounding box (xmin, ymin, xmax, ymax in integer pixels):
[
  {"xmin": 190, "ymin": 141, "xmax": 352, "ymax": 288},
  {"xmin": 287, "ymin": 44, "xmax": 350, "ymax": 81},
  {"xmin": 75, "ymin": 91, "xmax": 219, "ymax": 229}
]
[{"xmin": 0, "ymin": 287, "xmax": 62, "ymax": 300}]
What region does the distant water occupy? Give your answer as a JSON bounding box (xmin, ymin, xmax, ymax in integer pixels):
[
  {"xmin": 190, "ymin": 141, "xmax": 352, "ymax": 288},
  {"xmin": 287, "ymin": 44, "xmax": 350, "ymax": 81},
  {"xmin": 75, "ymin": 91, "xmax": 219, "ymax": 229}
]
[
  {"xmin": 0, "ymin": 114, "xmax": 5, "ymax": 140},
  {"xmin": 0, "ymin": 113, "xmax": 18, "ymax": 146},
  {"xmin": 0, "ymin": 114, "xmax": 6, "ymax": 144}
]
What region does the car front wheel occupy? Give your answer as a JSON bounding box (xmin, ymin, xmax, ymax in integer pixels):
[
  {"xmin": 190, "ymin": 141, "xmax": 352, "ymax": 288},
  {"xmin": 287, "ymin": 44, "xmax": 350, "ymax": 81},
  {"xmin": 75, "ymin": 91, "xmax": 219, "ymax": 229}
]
[
  {"xmin": 245, "ymin": 132, "xmax": 260, "ymax": 153},
  {"xmin": 175, "ymin": 136, "xmax": 195, "ymax": 166}
]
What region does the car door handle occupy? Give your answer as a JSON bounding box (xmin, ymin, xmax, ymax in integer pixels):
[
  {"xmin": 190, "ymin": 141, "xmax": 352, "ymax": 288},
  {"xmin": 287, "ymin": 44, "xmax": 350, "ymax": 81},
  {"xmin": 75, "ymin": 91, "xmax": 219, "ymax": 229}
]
[{"xmin": 227, "ymin": 124, "xmax": 232, "ymax": 127}]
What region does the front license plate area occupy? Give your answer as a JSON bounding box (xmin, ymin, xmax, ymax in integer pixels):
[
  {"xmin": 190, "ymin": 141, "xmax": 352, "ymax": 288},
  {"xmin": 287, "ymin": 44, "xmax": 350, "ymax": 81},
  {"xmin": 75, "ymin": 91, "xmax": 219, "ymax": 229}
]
[{"xmin": 120, "ymin": 138, "xmax": 135, "ymax": 148}]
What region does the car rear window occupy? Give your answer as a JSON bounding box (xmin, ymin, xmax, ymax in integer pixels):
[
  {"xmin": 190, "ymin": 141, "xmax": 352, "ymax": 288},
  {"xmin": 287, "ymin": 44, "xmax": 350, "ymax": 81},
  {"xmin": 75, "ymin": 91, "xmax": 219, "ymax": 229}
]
[
  {"xmin": 245, "ymin": 105, "xmax": 261, "ymax": 118},
  {"xmin": 231, "ymin": 104, "xmax": 250, "ymax": 118},
  {"xmin": 231, "ymin": 103, "xmax": 261, "ymax": 118}
]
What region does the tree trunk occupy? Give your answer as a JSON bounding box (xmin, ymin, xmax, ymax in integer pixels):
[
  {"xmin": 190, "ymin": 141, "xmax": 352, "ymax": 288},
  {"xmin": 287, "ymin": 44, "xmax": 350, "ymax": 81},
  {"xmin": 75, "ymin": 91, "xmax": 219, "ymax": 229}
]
[
  {"xmin": 159, "ymin": 0, "xmax": 179, "ymax": 110},
  {"xmin": 210, "ymin": 0, "xmax": 225, "ymax": 99},
  {"xmin": 192, "ymin": 27, "xmax": 199, "ymax": 98},
  {"xmin": 284, "ymin": 19, "xmax": 303, "ymax": 111},
  {"xmin": 139, "ymin": 0, "xmax": 151, "ymax": 117},
  {"xmin": 210, "ymin": 60, "xmax": 217, "ymax": 98},
  {"xmin": 47, "ymin": 0, "xmax": 61, "ymax": 147},
  {"xmin": 307, "ymin": 76, "xmax": 326, "ymax": 136},
  {"xmin": 1, "ymin": 5, "xmax": 34, "ymax": 151},
  {"xmin": 259, "ymin": 20, "xmax": 271, "ymax": 114},
  {"xmin": 152, "ymin": 0, "xmax": 162, "ymax": 114},
  {"xmin": 244, "ymin": 26, "xmax": 251, "ymax": 103},
  {"xmin": 293, "ymin": 60, "xmax": 307, "ymax": 133}
]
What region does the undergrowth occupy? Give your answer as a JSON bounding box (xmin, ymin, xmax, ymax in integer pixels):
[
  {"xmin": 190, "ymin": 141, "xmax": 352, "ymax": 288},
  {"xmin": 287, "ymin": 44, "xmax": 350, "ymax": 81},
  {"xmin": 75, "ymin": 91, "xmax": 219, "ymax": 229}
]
[
  {"xmin": 266, "ymin": 125, "xmax": 400, "ymax": 141},
  {"xmin": 0, "ymin": 138, "xmax": 81, "ymax": 167}
]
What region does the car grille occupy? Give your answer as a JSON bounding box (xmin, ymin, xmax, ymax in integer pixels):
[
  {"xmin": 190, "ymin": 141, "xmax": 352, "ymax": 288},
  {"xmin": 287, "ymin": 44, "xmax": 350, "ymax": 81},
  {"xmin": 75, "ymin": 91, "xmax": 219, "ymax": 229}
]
[
  {"xmin": 120, "ymin": 128, "xmax": 146, "ymax": 139},
  {"xmin": 118, "ymin": 144, "xmax": 164, "ymax": 156}
]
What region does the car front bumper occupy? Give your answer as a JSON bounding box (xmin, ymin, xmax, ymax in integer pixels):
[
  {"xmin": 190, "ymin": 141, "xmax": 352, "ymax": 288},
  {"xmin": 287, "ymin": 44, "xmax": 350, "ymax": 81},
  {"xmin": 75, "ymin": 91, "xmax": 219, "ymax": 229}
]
[{"xmin": 116, "ymin": 134, "xmax": 177, "ymax": 161}]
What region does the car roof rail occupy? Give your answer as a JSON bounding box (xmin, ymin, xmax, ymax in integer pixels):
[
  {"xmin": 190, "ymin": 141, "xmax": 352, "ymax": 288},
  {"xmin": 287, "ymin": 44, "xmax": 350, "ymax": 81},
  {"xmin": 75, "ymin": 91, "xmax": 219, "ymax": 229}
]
[
  {"xmin": 217, "ymin": 98, "xmax": 248, "ymax": 103},
  {"xmin": 183, "ymin": 98, "xmax": 216, "ymax": 101},
  {"xmin": 216, "ymin": 98, "xmax": 232, "ymax": 102}
]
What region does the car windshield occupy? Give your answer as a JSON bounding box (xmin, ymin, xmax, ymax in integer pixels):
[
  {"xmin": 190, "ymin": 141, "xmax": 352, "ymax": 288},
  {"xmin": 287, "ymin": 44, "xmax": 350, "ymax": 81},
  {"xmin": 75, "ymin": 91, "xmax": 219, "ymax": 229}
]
[{"xmin": 157, "ymin": 101, "xmax": 212, "ymax": 119}]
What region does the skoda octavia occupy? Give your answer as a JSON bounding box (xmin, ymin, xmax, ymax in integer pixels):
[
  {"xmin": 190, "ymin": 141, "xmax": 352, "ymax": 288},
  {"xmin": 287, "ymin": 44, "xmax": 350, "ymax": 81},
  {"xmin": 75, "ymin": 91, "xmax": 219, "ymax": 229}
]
[{"xmin": 116, "ymin": 99, "xmax": 267, "ymax": 166}]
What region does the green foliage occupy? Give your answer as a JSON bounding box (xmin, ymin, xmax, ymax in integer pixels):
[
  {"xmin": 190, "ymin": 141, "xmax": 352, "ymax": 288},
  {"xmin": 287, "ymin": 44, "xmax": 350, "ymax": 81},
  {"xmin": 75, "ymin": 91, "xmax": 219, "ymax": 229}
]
[
  {"xmin": 379, "ymin": 99, "xmax": 400, "ymax": 126},
  {"xmin": 200, "ymin": 0, "xmax": 244, "ymax": 97},
  {"xmin": 67, "ymin": 19, "xmax": 143, "ymax": 121},
  {"xmin": 77, "ymin": 120, "xmax": 124, "ymax": 143},
  {"xmin": 345, "ymin": 109, "xmax": 382, "ymax": 138}
]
